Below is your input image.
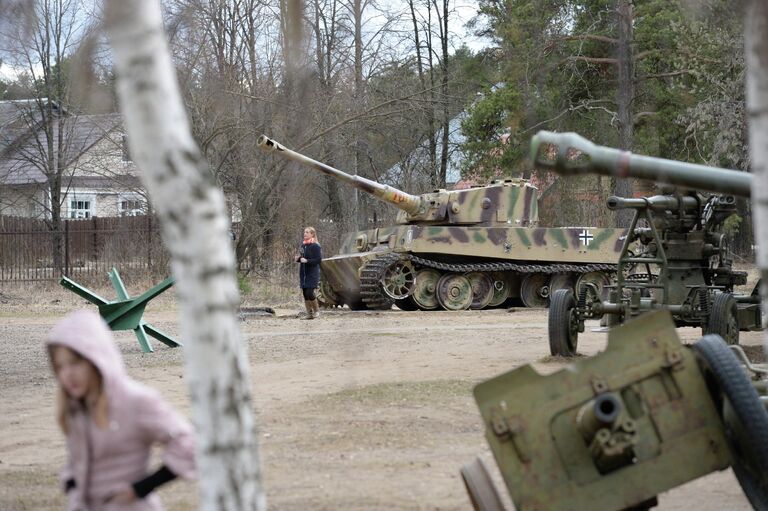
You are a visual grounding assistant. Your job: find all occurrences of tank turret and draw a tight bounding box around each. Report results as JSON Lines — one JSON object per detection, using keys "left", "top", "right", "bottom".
{"left": 259, "top": 134, "right": 627, "bottom": 311}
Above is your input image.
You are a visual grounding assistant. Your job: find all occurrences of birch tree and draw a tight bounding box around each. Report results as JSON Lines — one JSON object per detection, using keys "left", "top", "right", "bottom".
{"left": 745, "top": 0, "right": 768, "bottom": 342}
{"left": 103, "top": 0, "right": 264, "bottom": 508}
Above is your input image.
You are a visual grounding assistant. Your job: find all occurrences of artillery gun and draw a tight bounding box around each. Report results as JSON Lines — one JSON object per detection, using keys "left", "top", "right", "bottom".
{"left": 258, "top": 135, "right": 625, "bottom": 311}
{"left": 459, "top": 134, "right": 768, "bottom": 511}
{"left": 528, "top": 132, "right": 761, "bottom": 356}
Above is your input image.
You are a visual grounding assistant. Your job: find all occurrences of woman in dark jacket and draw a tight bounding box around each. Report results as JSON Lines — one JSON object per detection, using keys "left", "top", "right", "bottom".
{"left": 296, "top": 226, "right": 323, "bottom": 319}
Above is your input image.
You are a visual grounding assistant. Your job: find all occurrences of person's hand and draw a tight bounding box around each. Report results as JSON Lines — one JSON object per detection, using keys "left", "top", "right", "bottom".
{"left": 300, "top": 257, "right": 307, "bottom": 263}
{"left": 105, "top": 485, "right": 138, "bottom": 504}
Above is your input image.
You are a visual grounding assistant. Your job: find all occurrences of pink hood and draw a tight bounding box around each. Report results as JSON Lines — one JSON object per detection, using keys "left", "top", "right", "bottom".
{"left": 46, "top": 309, "right": 128, "bottom": 398}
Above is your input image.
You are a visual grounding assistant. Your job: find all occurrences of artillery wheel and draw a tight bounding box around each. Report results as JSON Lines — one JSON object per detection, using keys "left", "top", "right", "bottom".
{"left": 708, "top": 293, "right": 740, "bottom": 345}
{"left": 380, "top": 259, "right": 416, "bottom": 300}
{"left": 692, "top": 335, "right": 768, "bottom": 508}
{"left": 520, "top": 273, "right": 550, "bottom": 308}
{"left": 460, "top": 456, "right": 505, "bottom": 511}
{"left": 487, "top": 272, "right": 510, "bottom": 307}
{"left": 576, "top": 271, "right": 611, "bottom": 302}
{"left": 549, "top": 289, "right": 579, "bottom": 357}
{"left": 436, "top": 273, "right": 473, "bottom": 311}
{"left": 411, "top": 268, "right": 441, "bottom": 310}
{"left": 465, "top": 272, "right": 494, "bottom": 310}
{"left": 549, "top": 273, "right": 575, "bottom": 295}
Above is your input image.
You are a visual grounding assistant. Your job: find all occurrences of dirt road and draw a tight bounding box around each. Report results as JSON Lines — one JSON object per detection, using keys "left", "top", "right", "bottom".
{"left": 0, "top": 294, "right": 757, "bottom": 510}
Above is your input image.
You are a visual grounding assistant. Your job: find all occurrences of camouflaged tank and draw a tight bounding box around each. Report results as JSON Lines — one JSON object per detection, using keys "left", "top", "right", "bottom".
{"left": 259, "top": 135, "right": 627, "bottom": 311}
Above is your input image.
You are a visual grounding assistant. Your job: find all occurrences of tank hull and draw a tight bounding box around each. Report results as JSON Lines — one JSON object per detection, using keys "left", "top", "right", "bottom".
{"left": 319, "top": 225, "right": 627, "bottom": 310}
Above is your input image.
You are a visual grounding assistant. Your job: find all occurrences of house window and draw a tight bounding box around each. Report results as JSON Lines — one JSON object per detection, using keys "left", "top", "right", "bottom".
{"left": 118, "top": 196, "right": 144, "bottom": 216}
{"left": 70, "top": 200, "right": 92, "bottom": 219}
{"left": 122, "top": 134, "right": 131, "bottom": 162}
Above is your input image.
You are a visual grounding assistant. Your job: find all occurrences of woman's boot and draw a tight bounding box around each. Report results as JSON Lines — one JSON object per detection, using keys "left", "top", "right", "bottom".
{"left": 311, "top": 299, "right": 320, "bottom": 318}
{"left": 302, "top": 300, "right": 315, "bottom": 319}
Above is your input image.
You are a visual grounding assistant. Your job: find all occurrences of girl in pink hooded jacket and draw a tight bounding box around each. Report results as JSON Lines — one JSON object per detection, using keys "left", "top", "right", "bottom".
{"left": 47, "top": 310, "right": 196, "bottom": 510}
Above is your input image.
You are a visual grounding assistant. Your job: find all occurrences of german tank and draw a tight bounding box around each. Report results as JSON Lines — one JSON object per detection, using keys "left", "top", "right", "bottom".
{"left": 258, "top": 135, "right": 627, "bottom": 311}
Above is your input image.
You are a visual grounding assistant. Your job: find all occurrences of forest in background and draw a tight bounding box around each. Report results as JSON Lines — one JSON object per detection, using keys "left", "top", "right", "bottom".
{"left": 0, "top": 0, "right": 753, "bottom": 273}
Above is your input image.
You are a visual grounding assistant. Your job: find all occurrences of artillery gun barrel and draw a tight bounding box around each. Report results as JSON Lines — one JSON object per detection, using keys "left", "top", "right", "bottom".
{"left": 606, "top": 195, "right": 700, "bottom": 211}
{"left": 258, "top": 135, "right": 423, "bottom": 216}
{"left": 531, "top": 131, "right": 752, "bottom": 198}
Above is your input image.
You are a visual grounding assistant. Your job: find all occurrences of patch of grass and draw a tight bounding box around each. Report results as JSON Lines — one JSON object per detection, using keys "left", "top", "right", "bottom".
{"left": 237, "top": 272, "right": 254, "bottom": 295}
{"left": 316, "top": 379, "right": 473, "bottom": 405}
{"left": 538, "top": 354, "right": 585, "bottom": 363}
{"left": 269, "top": 379, "right": 481, "bottom": 452}
{"left": 238, "top": 270, "right": 300, "bottom": 308}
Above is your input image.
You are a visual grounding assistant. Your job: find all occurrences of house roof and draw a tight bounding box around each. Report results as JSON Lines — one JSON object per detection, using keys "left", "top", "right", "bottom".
{"left": 0, "top": 100, "right": 122, "bottom": 185}
{"left": 61, "top": 174, "right": 143, "bottom": 189}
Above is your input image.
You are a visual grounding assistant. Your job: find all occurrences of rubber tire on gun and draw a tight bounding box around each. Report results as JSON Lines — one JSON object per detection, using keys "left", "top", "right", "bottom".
{"left": 707, "top": 293, "right": 740, "bottom": 345}
{"left": 549, "top": 289, "right": 579, "bottom": 357}
{"left": 692, "top": 334, "right": 768, "bottom": 509}
{"left": 460, "top": 457, "right": 506, "bottom": 511}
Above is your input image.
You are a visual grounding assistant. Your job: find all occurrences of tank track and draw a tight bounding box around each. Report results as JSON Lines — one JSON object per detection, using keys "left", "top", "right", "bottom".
{"left": 359, "top": 253, "right": 400, "bottom": 309}
{"left": 406, "top": 254, "right": 617, "bottom": 275}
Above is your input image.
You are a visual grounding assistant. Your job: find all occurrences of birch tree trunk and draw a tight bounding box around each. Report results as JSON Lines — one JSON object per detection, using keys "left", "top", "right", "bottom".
{"left": 103, "top": 1, "right": 265, "bottom": 508}
{"left": 745, "top": 0, "right": 768, "bottom": 348}
{"left": 744, "top": 0, "right": 768, "bottom": 344}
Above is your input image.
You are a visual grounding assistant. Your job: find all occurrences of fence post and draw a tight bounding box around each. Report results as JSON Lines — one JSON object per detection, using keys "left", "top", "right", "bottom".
{"left": 64, "top": 219, "right": 70, "bottom": 277}
{"left": 92, "top": 217, "right": 98, "bottom": 264}
{"left": 147, "top": 215, "right": 152, "bottom": 270}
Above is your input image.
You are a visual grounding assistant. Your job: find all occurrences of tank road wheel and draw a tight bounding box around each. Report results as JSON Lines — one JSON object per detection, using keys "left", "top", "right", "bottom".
{"left": 411, "top": 269, "right": 442, "bottom": 310}
{"left": 692, "top": 335, "right": 768, "bottom": 508}
{"left": 708, "top": 293, "right": 740, "bottom": 345}
{"left": 380, "top": 259, "right": 416, "bottom": 300}
{"left": 548, "top": 289, "right": 579, "bottom": 357}
{"left": 576, "top": 271, "right": 611, "bottom": 302}
{"left": 486, "top": 272, "right": 510, "bottom": 308}
{"left": 436, "top": 273, "right": 473, "bottom": 311}
{"left": 465, "top": 272, "right": 494, "bottom": 310}
{"left": 460, "top": 457, "right": 505, "bottom": 511}
{"left": 520, "top": 273, "right": 550, "bottom": 308}
{"left": 549, "top": 273, "right": 575, "bottom": 295}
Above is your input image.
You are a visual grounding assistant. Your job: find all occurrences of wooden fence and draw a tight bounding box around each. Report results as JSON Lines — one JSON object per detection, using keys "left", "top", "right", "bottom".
{"left": 0, "top": 215, "right": 169, "bottom": 282}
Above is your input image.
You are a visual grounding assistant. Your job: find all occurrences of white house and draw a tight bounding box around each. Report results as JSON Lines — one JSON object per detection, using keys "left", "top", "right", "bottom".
{"left": 0, "top": 99, "right": 147, "bottom": 219}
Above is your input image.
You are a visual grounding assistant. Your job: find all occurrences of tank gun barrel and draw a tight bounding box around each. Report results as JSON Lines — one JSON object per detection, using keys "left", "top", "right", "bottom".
{"left": 606, "top": 195, "right": 700, "bottom": 211}
{"left": 530, "top": 131, "right": 752, "bottom": 198}
{"left": 258, "top": 135, "right": 423, "bottom": 216}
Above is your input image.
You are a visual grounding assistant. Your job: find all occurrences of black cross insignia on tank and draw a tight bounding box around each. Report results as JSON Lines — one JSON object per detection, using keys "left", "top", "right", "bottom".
{"left": 579, "top": 229, "right": 594, "bottom": 246}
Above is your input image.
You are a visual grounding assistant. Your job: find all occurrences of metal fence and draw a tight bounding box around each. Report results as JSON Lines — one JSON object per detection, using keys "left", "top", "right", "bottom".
{"left": 0, "top": 215, "right": 169, "bottom": 282}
